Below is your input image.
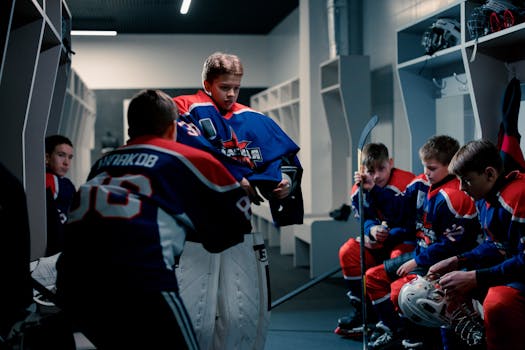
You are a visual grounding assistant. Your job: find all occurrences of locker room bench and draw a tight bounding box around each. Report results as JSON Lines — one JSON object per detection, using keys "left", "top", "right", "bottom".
{"left": 293, "top": 216, "right": 358, "bottom": 278}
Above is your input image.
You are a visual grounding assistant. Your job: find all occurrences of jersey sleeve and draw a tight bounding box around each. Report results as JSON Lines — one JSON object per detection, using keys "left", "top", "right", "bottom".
{"left": 414, "top": 188, "right": 479, "bottom": 267}
{"left": 168, "top": 146, "right": 252, "bottom": 253}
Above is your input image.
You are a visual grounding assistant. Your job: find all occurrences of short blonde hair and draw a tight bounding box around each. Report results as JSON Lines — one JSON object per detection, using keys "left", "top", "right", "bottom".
{"left": 202, "top": 52, "right": 243, "bottom": 83}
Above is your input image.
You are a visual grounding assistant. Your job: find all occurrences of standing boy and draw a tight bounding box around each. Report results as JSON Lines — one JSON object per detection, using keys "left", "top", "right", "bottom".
{"left": 364, "top": 135, "right": 480, "bottom": 349}
{"left": 335, "top": 142, "right": 417, "bottom": 337}
{"left": 173, "top": 52, "right": 303, "bottom": 350}
{"left": 429, "top": 139, "right": 525, "bottom": 350}
{"left": 56, "top": 89, "right": 252, "bottom": 349}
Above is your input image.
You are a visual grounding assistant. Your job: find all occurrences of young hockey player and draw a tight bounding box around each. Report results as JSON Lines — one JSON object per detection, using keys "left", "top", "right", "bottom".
{"left": 429, "top": 139, "right": 525, "bottom": 350}
{"left": 335, "top": 142, "right": 417, "bottom": 337}
{"left": 173, "top": 52, "right": 303, "bottom": 350}
{"left": 45, "top": 134, "right": 75, "bottom": 256}
{"left": 56, "top": 89, "right": 252, "bottom": 349}
{"left": 364, "top": 135, "right": 480, "bottom": 349}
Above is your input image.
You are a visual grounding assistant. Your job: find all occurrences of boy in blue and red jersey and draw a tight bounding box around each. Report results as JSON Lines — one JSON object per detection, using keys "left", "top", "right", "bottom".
{"left": 45, "top": 134, "right": 76, "bottom": 256}
{"left": 56, "top": 89, "right": 252, "bottom": 349}
{"left": 430, "top": 139, "right": 525, "bottom": 350}
{"left": 174, "top": 52, "right": 302, "bottom": 226}
{"left": 173, "top": 52, "right": 302, "bottom": 350}
{"left": 364, "top": 135, "right": 480, "bottom": 350}
{"left": 335, "top": 143, "right": 417, "bottom": 337}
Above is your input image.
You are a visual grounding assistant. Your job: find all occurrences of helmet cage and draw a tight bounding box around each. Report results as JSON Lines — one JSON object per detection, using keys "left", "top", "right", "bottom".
{"left": 398, "top": 275, "right": 450, "bottom": 327}
{"left": 421, "top": 18, "right": 461, "bottom": 55}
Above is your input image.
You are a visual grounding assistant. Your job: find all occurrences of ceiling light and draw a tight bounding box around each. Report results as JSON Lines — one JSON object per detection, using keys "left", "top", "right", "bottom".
{"left": 180, "top": 0, "right": 192, "bottom": 14}
{"left": 71, "top": 30, "right": 118, "bottom": 36}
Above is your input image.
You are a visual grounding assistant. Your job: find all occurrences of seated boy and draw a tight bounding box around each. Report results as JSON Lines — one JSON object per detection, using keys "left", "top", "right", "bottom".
{"left": 429, "top": 139, "right": 525, "bottom": 350}
{"left": 336, "top": 143, "right": 417, "bottom": 337}
{"left": 364, "top": 135, "right": 480, "bottom": 350}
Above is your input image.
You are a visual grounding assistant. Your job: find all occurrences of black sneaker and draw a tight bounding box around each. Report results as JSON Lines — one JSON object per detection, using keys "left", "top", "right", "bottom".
{"left": 335, "top": 291, "right": 363, "bottom": 336}
{"left": 368, "top": 322, "right": 402, "bottom": 350}
{"left": 337, "top": 312, "right": 361, "bottom": 329}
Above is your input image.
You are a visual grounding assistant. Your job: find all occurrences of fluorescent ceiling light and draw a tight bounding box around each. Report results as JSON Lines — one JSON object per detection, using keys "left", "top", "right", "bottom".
{"left": 71, "top": 30, "right": 118, "bottom": 36}
{"left": 180, "top": 0, "right": 192, "bottom": 14}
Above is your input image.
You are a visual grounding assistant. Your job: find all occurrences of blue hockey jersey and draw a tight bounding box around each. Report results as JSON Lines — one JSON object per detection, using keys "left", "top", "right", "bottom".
{"left": 174, "top": 90, "right": 303, "bottom": 226}
{"left": 350, "top": 167, "right": 416, "bottom": 245}
{"left": 57, "top": 136, "right": 252, "bottom": 293}
{"left": 459, "top": 171, "right": 525, "bottom": 287}
{"left": 413, "top": 175, "right": 479, "bottom": 267}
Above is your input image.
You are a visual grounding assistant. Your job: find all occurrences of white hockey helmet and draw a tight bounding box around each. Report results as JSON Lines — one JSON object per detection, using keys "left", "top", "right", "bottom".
{"left": 398, "top": 275, "right": 450, "bottom": 328}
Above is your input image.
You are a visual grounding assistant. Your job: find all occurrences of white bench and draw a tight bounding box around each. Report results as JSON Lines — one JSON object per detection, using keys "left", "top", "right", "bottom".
{"left": 293, "top": 216, "right": 359, "bottom": 278}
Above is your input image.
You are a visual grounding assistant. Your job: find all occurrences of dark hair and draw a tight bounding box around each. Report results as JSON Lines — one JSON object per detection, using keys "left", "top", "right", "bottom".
{"left": 202, "top": 52, "right": 243, "bottom": 83}
{"left": 419, "top": 135, "right": 459, "bottom": 166}
{"left": 127, "top": 89, "right": 178, "bottom": 139}
{"left": 45, "top": 135, "right": 73, "bottom": 154}
{"left": 361, "top": 143, "right": 389, "bottom": 169}
{"left": 448, "top": 139, "right": 503, "bottom": 177}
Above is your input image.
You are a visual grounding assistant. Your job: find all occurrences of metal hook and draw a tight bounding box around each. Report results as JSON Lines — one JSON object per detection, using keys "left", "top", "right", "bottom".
{"left": 453, "top": 72, "right": 468, "bottom": 91}
{"left": 432, "top": 77, "right": 446, "bottom": 90}
{"left": 453, "top": 72, "right": 467, "bottom": 85}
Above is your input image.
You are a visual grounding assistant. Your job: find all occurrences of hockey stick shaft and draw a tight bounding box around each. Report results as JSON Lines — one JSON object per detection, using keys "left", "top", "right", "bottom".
{"left": 356, "top": 115, "right": 378, "bottom": 350}
{"left": 270, "top": 265, "right": 341, "bottom": 309}
{"left": 358, "top": 178, "right": 369, "bottom": 350}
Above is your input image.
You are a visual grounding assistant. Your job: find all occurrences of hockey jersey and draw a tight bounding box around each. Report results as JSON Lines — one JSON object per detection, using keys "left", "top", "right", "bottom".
{"left": 56, "top": 136, "right": 252, "bottom": 293}
{"left": 174, "top": 90, "right": 303, "bottom": 226}
{"left": 413, "top": 175, "right": 479, "bottom": 267}
{"left": 45, "top": 170, "right": 75, "bottom": 224}
{"left": 459, "top": 171, "right": 525, "bottom": 287}
{"left": 350, "top": 167, "right": 416, "bottom": 245}
{"left": 497, "top": 77, "right": 525, "bottom": 173}
{"left": 45, "top": 170, "right": 75, "bottom": 256}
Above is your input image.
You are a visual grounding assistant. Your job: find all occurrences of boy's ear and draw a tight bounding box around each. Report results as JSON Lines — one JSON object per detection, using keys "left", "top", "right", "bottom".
{"left": 203, "top": 80, "right": 212, "bottom": 95}
{"left": 485, "top": 166, "right": 498, "bottom": 182}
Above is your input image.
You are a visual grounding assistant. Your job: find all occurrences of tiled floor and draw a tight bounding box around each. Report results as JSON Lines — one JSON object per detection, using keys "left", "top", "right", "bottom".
{"left": 264, "top": 244, "right": 363, "bottom": 350}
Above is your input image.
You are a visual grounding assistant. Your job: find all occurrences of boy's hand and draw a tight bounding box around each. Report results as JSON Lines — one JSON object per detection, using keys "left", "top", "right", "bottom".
{"left": 397, "top": 258, "right": 417, "bottom": 277}
{"left": 240, "top": 178, "right": 264, "bottom": 205}
{"left": 354, "top": 171, "right": 374, "bottom": 191}
{"left": 356, "top": 235, "right": 381, "bottom": 249}
{"left": 438, "top": 270, "right": 477, "bottom": 300}
{"left": 370, "top": 225, "right": 389, "bottom": 242}
{"left": 428, "top": 256, "right": 459, "bottom": 275}
{"left": 272, "top": 179, "right": 291, "bottom": 199}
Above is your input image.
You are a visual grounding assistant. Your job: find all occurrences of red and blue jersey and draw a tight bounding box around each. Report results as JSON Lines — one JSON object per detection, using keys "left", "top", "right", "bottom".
{"left": 460, "top": 171, "right": 525, "bottom": 288}
{"left": 350, "top": 168, "right": 416, "bottom": 244}
{"left": 57, "top": 136, "right": 252, "bottom": 293}
{"left": 174, "top": 91, "right": 303, "bottom": 226}
{"left": 175, "top": 91, "right": 300, "bottom": 180}
{"left": 413, "top": 175, "right": 479, "bottom": 267}
{"left": 45, "top": 170, "right": 75, "bottom": 224}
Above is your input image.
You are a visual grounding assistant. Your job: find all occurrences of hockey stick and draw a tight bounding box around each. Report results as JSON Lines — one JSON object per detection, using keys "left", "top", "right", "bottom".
{"left": 357, "top": 115, "right": 379, "bottom": 350}
{"left": 270, "top": 265, "right": 341, "bottom": 310}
